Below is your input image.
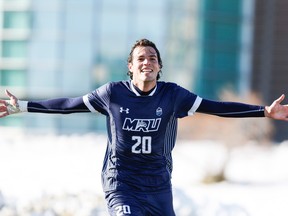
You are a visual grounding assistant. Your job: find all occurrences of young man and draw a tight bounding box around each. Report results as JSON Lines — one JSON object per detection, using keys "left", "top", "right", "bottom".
{"left": 1, "top": 39, "right": 288, "bottom": 216}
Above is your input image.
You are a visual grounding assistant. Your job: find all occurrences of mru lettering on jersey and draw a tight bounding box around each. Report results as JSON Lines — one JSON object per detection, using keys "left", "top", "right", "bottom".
{"left": 122, "top": 107, "right": 163, "bottom": 132}
{"left": 122, "top": 118, "right": 161, "bottom": 132}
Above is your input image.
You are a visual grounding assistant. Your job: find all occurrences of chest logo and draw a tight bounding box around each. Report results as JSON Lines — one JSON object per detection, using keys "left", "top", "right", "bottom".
{"left": 120, "top": 107, "right": 129, "bottom": 114}
{"left": 156, "top": 107, "right": 163, "bottom": 116}
{"left": 122, "top": 118, "right": 161, "bottom": 132}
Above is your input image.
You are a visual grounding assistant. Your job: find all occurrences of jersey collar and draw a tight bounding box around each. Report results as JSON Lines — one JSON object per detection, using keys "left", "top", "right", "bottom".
{"left": 129, "top": 81, "right": 157, "bottom": 96}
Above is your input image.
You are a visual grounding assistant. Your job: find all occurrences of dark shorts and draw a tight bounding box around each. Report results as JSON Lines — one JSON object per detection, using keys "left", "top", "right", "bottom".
{"left": 105, "top": 190, "right": 176, "bottom": 216}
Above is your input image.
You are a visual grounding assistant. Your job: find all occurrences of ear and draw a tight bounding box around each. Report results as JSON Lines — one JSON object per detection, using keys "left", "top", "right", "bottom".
{"left": 128, "top": 62, "right": 133, "bottom": 71}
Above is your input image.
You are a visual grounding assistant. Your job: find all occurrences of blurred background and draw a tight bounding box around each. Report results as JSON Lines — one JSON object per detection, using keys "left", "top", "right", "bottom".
{"left": 0, "top": 0, "right": 287, "bottom": 141}
{"left": 1, "top": 0, "right": 288, "bottom": 215}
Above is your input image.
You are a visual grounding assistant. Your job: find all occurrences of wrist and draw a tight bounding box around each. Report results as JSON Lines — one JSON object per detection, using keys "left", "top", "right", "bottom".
{"left": 264, "top": 106, "right": 270, "bottom": 118}
{"left": 5, "top": 100, "right": 28, "bottom": 114}
{"left": 18, "top": 100, "right": 28, "bottom": 112}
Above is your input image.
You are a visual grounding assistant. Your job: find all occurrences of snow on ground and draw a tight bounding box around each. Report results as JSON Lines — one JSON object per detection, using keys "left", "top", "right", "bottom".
{"left": 1, "top": 127, "right": 288, "bottom": 215}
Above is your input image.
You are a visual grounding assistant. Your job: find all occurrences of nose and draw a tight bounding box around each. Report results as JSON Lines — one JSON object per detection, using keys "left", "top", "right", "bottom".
{"left": 143, "top": 58, "right": 150, "bottom": 65}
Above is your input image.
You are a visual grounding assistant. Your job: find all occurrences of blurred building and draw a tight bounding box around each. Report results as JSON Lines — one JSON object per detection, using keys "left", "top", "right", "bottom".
{"left": 0, "top": 0, "right": 170, "bottom": 133}
{"left": 165, "top": 0, "right": 253, "bottom": 99}
{"left": 0, "top": 0, "right": 287, "bottom": 141}
{"left": 251, "top": 0, "right": 288, "bottom": 141}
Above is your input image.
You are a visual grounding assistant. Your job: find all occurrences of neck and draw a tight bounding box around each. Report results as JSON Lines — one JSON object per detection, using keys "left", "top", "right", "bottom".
{"left": 132, "top": 80, "right": 156, "bottom": 92}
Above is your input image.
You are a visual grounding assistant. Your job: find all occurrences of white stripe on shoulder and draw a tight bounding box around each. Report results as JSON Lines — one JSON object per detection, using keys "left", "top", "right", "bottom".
{"left": 129, "top": 81, "right": 141, "bottom": 96}
{"left": 188, "top": 96, "right": 202, "bottom": 116}
{"left": 83, "top": 94, "right": 97, "bottom": 113}
{"left": 148, "top": 85, "right": 157, "bottom": 96}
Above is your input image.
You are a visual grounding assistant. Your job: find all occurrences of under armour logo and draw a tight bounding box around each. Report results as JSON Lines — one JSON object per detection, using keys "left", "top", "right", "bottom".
{"left": 120, "top": 107, "right": 129, "bottom": 114}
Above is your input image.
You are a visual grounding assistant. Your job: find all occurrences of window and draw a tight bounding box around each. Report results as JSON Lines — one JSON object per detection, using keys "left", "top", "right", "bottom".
{"left": 0, "top": 70, "right": 26, "bottom": 86}
{"left": 3, "top": 11, "right": 31, "bottom": 29}
{"left": 2, "top": 40, "right": 28, "bottom": 58}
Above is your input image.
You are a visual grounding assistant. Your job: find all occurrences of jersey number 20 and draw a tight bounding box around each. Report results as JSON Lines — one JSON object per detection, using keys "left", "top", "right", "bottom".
{"left": 131, "top": 136, "right": 152, "bottom": 154}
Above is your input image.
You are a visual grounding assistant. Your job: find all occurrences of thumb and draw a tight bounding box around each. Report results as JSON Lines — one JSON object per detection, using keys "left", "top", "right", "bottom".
{"left": 5, "top": 89, "right": 18, "bottom": 105}
{"left": 275, "top": 94, "right": 285, "bottom": 104}
{"left": 5, "top": 89, "right": 14, "bottom": 98}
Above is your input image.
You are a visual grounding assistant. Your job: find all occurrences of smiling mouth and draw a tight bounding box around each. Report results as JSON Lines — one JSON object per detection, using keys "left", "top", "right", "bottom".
{"left": 141, "top": 69, "right": 153, "bottom": 73}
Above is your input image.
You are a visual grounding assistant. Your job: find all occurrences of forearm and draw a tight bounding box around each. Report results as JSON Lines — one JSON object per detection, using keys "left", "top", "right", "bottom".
{"left": 197, "top": 98, "right": 265, "bottom": 118}
{"left": 24, "top": 97, "right": 90, "bottom": 114}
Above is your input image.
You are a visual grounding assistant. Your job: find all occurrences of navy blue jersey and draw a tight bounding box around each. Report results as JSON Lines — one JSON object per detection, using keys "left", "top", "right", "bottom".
{"left": 83, "top": 81, "right": 200, "bottom": 192}
{"left": 26, "top": 80, "right": 265, "bottom": 194}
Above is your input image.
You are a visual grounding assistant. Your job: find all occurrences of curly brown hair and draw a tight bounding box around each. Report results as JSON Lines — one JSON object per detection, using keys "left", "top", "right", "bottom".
{"left": 127, "top": 38, "right": 163, "bottom": 80}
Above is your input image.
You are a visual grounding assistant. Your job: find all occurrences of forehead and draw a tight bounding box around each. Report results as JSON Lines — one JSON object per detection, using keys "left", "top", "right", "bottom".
{"left": 133, "top": 46, "right": 157, "bottom": 57}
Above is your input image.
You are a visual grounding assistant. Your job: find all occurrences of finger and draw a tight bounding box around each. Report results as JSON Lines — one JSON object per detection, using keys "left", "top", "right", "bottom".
{"left": 5, "top": 89, "right": 18, "bottom": 106}
{"left": 0, "top": 111, "right": 8, "bottom": 118}
{"left": 275, "top": 94, "right": 285, "bottom": 104}
{"left": 0, "top": 100, "right": 8, "bottom": 111}
{"left": 0, "top": 105, "right": 7, "bottom": 111}
{"left": 5, "top": 89, "right": 14, "bottom": 99}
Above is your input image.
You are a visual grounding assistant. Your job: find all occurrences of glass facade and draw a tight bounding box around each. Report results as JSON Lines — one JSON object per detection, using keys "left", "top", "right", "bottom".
{"left": 196, "top": 0, "right": 242, "bottom": 99}
{"left": 0, "top": 12, "right": 30, "bottom": 86}
{"left": 0, "top": 0, "right": 253, "bottom": 133}
{"left": 164, "top": 0, "right": 201, "bottom": 90}
{"left": 0, "top": 0, "right": 31, "bottom": 127}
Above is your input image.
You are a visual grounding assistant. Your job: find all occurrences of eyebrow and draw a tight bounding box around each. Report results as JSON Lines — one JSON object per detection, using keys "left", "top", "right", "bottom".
{"left": 136, "top": 51, "right": 157, "bottom": 57}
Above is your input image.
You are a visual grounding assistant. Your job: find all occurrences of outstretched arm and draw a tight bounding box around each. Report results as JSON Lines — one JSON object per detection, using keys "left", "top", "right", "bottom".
{"left": 196, "top": 94, "right": 288, "bottom": 121}
{"left": 264, "top": 94, "right": 288, "bottom": 121}
{"left": 196, "top": 98, "right": 265, "bottom": 118}
{"left": 0, "top": 89, "right": 90, "bottom": 118}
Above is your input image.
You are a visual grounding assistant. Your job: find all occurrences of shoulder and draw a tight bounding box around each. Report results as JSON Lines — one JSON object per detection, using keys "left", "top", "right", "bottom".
{"left": 157, "top": 81, "right": 198, "bottom": 100}
{"left": 157, "top": 81, "right": 177, "bottom": 88}
{"left": 157, "top": 81, "right": 188, "bottom": 92}
{"left": 106, "top": 80, "right": 130, "bottom": 88}
{"left": 96, "top": 81, "right": 128, "bottom": 92}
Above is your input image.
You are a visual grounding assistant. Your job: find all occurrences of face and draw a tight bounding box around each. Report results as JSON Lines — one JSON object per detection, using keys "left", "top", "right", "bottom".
{"left": 128, "top": 46, "right": 160, "bottom": 87}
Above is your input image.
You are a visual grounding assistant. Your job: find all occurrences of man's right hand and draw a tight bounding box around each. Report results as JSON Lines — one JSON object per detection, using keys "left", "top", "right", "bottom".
{"left": 0, "top": 90, "right": 20, "bottom": 118}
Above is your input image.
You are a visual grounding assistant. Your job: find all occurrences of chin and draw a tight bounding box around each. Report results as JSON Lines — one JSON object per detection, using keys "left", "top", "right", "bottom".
{"left": 142, "top": 78, "right": 155, "bottom": 82}
{"left": 142, "top": 75, "right": 157, "bottom": 81}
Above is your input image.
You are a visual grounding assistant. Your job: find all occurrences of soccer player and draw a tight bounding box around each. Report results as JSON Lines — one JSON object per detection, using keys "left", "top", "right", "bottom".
{"left": 1, "top": 38, "right": 288, "bottom": 216}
